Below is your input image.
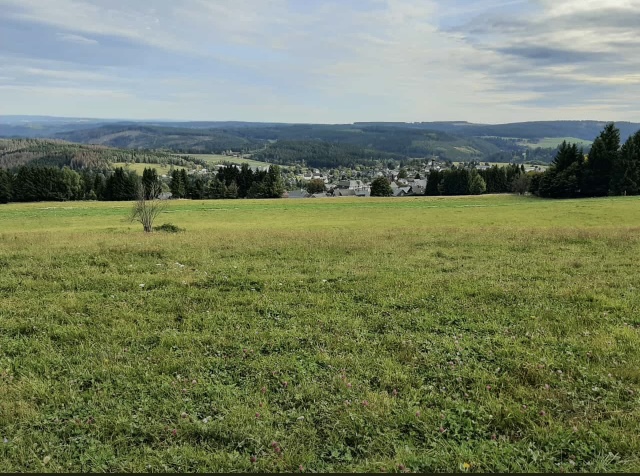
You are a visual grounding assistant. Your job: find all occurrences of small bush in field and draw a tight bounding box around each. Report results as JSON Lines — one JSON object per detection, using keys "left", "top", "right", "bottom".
{"left": 155, "top": 223, "right": 185, "bottom": 233}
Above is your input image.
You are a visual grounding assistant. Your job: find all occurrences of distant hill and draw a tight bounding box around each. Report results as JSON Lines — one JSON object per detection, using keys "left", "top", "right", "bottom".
{"left": 356, "top": 121, "right": 640, "bottom": 141}
{"left": 0, "top": 139, "right": 203, "bottom": 170}
{"left": 3, "top": 116, "right": 640, "bottom": 165}
{"left": 56, "top": 124, "right": 261, "bottom": 154}
{"left": 52, "top": 123, "right": 503, "bottom": 162}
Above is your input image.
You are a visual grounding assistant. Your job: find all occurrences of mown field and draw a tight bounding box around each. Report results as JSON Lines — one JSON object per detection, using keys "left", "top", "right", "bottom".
{"left": 181, "top": 154, "right": 271, "bottom": 168}
{"left": 518, "top": 137, "right": 593, "bottom": 149}
{"left": 0, "top": 196, "right": 639, "bottom": 472}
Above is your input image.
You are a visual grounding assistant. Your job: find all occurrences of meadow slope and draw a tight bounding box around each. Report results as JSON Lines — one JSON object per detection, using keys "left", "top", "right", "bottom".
{"left": 0, "top": 196, "right": 639, "bottom": 472}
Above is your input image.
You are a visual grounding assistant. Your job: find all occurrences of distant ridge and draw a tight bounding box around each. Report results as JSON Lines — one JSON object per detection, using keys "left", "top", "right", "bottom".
{"left": 2, "top": 116, "right": 639, "bottom": 165}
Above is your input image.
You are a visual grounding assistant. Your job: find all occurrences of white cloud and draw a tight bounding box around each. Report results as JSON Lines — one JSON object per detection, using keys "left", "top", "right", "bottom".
{"left": 0, "top": 0, "right": 638, "bottom": 122}
{"left": 56, "top": 33, "right": 98, "bottom": 45}
{"left": 0, "top": 84, "right": 131, "bottom": 98}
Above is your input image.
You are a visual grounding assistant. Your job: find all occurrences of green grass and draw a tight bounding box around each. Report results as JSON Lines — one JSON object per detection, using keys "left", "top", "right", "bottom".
{"left": 518, "top": 137, "right": 593, "bottom": 149}
{"left": 1, "top": 195, "right": 639, "bottom": 472}
{"left": 112, "top": 162, "right": 189, "bottom": 175}
{"left": 181, "top": 154, "right": 271, "bottom": 168}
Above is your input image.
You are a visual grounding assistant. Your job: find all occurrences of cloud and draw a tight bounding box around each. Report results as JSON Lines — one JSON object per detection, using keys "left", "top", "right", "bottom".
{"left": 0, "top": 84, "right": 131, "bottom": 99}
{"left": 444, "top": 0, "right": 640, "bottom": 114}
{"left": 56, "top": 33, "right": 98, "bottom": 45}
{"left": 0, "top": 0, "right": 638, "bottom": 122}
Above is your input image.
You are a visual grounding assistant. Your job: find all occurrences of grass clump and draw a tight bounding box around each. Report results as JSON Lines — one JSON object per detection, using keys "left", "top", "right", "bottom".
{"left": 155, "top": 223, "right": 185, "bottom": 233}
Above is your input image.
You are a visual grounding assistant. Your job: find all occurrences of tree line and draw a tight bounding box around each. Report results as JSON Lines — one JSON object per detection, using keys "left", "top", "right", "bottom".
{"left": 166, "top": 164, "right": 285, "bottom": 199}
{"left": 531, "top": 123, "right": 640, "bottom": 198}
{"left": 423, "top": 164, "right": 526, "bottom": 196}
{"left": 0, "top": 164, "right": 285, "bottom": 203}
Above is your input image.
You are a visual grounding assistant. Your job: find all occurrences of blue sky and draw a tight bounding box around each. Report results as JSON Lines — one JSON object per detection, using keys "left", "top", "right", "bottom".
{"left": 0, "top": 0, "right": 638, "bottom": 123}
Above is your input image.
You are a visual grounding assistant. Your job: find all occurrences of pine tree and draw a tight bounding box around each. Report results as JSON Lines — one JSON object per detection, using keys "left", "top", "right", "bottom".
{"left": 610, "top": 131, "right": 640, "bottom": 196}
{"left": 142, "top": 168, "right": 160, "bottom": 199}
{"left": 583, "top": 123, "right": 620, "bottom": 196}
{"left": 207, "top": 177, "right": 227, "bottom": 199}
{"left": 225, "top": 181, "right": 239, "bottom": 198}
{"left": 237, "top": 163, "right": 254, "bottom": 198}
{"left": 425, "top": 170, "right": 442, "bottom": 196}
{"left": 179, "top": 169, "right": 189, "bottom": 196}
{"left": 264, "top": 165, "right": 285, "bottom": 198}
{"left": 93, "top": 174, "right": 106, "bottom": 200}
{"left": 442, "top": 169, "right": 470, "bottom": 195}
{"left": 0, "top": 169, "right": 12, "bottom": 203}
{"left": 170, "top": 170, "right": 185, "bottom": 198}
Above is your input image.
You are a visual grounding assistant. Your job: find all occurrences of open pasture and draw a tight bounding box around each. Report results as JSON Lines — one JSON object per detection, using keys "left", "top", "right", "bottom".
{"left": 181, "top": 154, "right": 271, "bottom": 168}
{"left": 518, "top": 137, "right": 593, "bottom": 150}
{"left": 0, "top": 195, "right": 639, "bottom": 472}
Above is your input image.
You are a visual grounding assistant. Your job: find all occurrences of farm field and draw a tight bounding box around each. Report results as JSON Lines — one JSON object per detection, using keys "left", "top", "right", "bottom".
{"left": 518, "top": 137, "right": 593, "bottom": 149}
{"left": 0, "top": 195, "right": 639, "bottom": 472}
{"left": 181, "top": 154, "right": 271, "bottom": 168}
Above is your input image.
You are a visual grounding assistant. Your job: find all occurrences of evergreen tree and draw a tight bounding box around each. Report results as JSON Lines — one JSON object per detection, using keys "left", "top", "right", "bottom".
{"left": 12, "top": 167, "right": 39, "bottom": 202}
{"left": 225, "top": 181, "right": 239, "bottom": 198}
{"left": 237, "top": 163, "right": 254, "bottom": 198}
{"left": 425, "top": 170, "right": 442, "bottom": 196}
{"left": 247, "top": 180, "right": 266, "bottom": 199}
{"left": 142, "top": 168, "right": 160, "bottom": 199}
{"left": 104, "top": 168, "right": 138, "bottom": 201}
{"left": 537, "top": 141, "right": 585, "bottom": 198}
{"left": 207, "top": 177, "right": 227, "bottom": 199}
{"left": 189, "top": 176, "right": 207, "bottom": 199}
{"left": 479, "top": 166, "right": 508, "bottom": 193}
{"left": 583, "top": 123, "right": 620, "bottom": 196}
{"left": 218, "top": 164, "right": 240, "bottom": 187}
{"left": 93, "top": 173, "right": 106, "bottom": 200}
{"left": 552, "top": 141, "right": 582, "bottom": 172}
{"left": 170, "top": 169, "right": 186, "bottom": 198}
{"left": 264, "top": 165, "right": 285, "bottom": 198}
{"left": 179, "top": 169, "right": 189, "bottom": 195}
{"left": 610, "top": 131, "right": 640, "bottom": 196}
{"left": 0, "top": 168, "right": 12, "bottom": 203}
{"left": 441, "top": 168, "right": 470, "bottom": 195}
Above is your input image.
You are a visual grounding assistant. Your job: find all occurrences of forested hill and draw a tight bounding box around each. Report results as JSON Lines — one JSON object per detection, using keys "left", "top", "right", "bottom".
{"left": 52, "top": 123, "right": 504, "bottom": 163}
{"left": 357, "top": 121, "right": 640, "bottom": 141}
{"left": 56, "top": 125, "right": 261, "bottom": 154}
{"left": 0, "top": 139, "right": 202, "bottom": 170}
{"left": 4, "top": 116, "right": 640, "bottom": 166}
{"left": 251, "top": 141, "right": 402, "bottom": 168}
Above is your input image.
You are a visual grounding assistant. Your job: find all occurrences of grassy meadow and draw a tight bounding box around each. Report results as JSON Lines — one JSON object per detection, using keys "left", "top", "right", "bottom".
{"left": 182, "top": 154, "right": 272, "bottom": 168}
{"left": 0, "top": 195, "right": 639, "bottom": 472}
{"left": 518, "top": 137, "right": 593, "bottom": 149}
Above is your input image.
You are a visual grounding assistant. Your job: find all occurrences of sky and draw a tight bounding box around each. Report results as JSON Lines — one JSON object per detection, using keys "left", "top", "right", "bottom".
{"left": 0, "top": 0, "right": 639, "bottom": 123}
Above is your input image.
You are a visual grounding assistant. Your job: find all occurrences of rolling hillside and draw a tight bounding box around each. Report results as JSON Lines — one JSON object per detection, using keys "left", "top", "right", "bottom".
{"left": 0, "top": 139, "right": 204, "bottom": 171}
{"left": 56, "top": 125, "right": 261, "bottom": 154}
{"left": 4, "top": 116, "right": 640, "bottom": 166}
